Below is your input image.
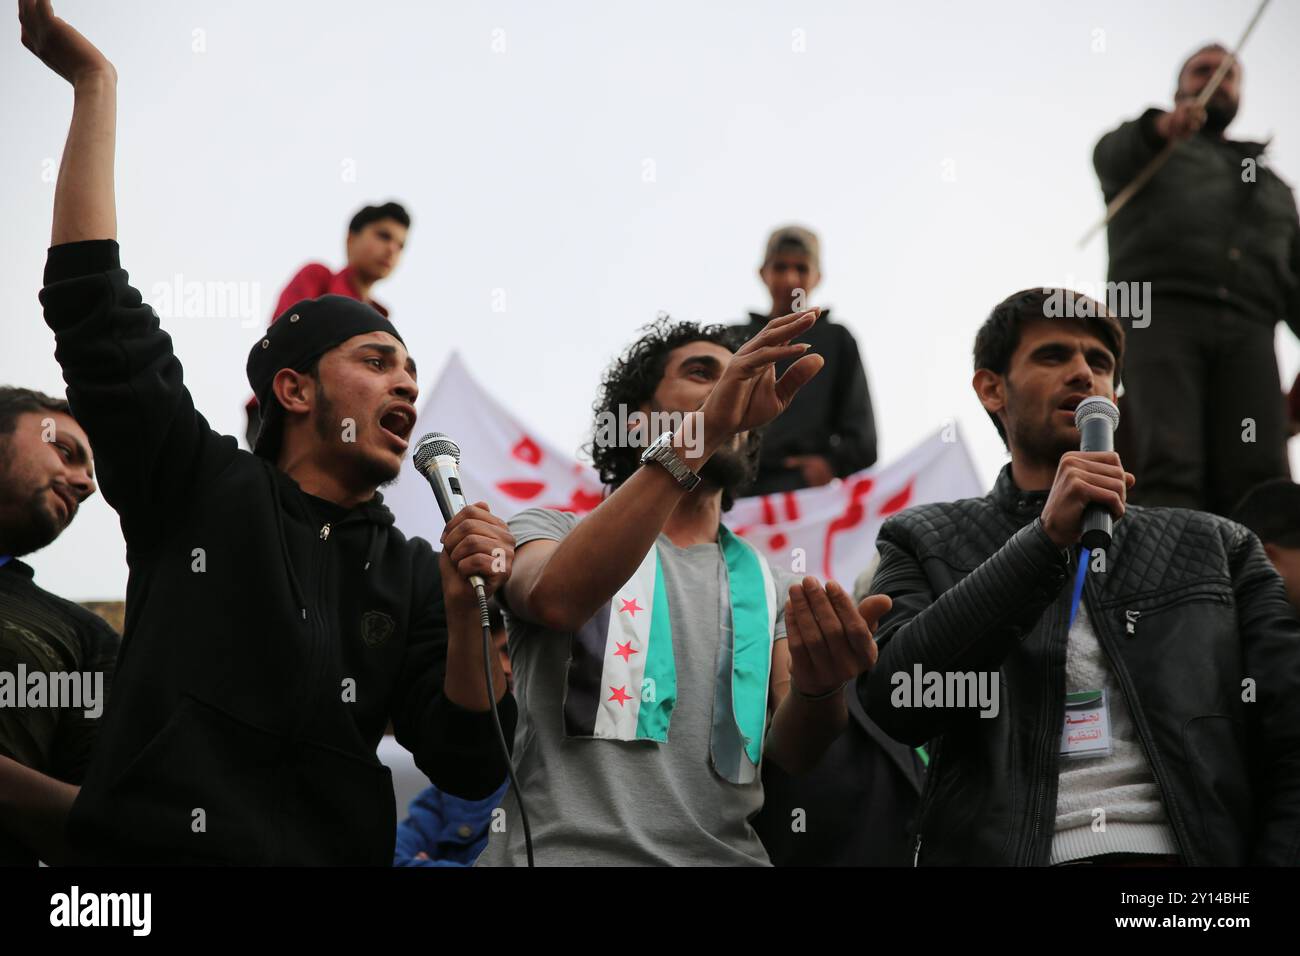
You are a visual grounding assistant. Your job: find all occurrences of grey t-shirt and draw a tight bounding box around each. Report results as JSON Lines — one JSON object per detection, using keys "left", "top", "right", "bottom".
{"left": 477, "top": 508, "right": 791, "bottom": 867}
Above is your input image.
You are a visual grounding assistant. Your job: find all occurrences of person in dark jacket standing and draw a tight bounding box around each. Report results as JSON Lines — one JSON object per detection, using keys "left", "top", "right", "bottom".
{"left": 750, "top": 683, "right": 924, "bottom": 866}
{"left": 735, "top": 226, "right": 877, "bottom": 496}
{"left": 861, "top": 288, "right": 1300, "bottom": 866}
{"left": 0, "top": 387, "right": 118, "bottom": 866}
{"left": 20, "top": 0, "right": 516, "bottom": 865}
{"left": 1231, "top": 479, "right": 1300, "bottom": 615}
{"left": 1093, "top": 44, "right": 1299, "bottom": 515}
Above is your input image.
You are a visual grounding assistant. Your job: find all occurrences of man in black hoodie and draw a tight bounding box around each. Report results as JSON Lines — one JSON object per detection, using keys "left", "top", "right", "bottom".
{"left": 20, "top": 0, "right": 517, "bottom": 865}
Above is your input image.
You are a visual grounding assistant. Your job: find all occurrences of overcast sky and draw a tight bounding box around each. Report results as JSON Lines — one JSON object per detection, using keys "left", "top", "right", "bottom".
{"left": 4, "top": 0, "right": 1298, "bottom": 601}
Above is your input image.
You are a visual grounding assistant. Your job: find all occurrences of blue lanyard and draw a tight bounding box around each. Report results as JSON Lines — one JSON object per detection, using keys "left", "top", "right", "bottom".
{"left": 0, "top": 556, "right": 11, "bottom": 569}
{"left": 1068, "top": 546, "right": 1089, "bottom": 630}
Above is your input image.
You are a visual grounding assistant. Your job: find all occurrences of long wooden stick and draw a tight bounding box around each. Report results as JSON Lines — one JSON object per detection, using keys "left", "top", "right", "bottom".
{"left": 1078, "top": 0, "right": 1272, "bottom": 249}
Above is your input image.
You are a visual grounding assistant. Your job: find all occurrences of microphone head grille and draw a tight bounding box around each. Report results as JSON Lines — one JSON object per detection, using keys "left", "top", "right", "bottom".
{"left": 1073, "top": 395, "right": 1120, "bottom": 431}
{"left": 412, "top": 432, "right": 461, "bottom": 471}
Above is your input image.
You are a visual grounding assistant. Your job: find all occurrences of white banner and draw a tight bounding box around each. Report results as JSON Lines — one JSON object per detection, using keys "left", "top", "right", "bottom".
{"left": 384, "top": 353, "right": 604, "bottom": 544}
{"left": 727, "top": 425, "right": 983, "bottom": 586}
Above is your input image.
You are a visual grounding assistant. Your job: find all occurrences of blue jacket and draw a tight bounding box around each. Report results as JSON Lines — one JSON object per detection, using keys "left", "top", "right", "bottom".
{"left": 394, "top": 781, "right": 507, "bottom": 866}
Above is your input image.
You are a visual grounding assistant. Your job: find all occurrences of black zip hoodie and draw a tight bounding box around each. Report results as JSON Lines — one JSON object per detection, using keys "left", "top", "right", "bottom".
{"left": 39, "top": 240, "right": 516, "bottom": 864}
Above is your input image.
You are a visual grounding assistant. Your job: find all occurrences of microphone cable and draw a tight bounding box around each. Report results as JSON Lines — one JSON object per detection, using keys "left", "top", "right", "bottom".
{"left": 474, "top": 582, "right": 535, "bottom": 867}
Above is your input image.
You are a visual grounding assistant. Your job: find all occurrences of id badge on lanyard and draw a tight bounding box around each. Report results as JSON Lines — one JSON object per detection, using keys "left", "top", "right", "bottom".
{"left": 1060, "top": 689, "right": 1113, "bottom": 759}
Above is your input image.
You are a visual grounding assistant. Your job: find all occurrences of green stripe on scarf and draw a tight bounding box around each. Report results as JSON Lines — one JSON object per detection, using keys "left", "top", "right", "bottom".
{"left": 720, "top": 528, "right": 772, "bottom": 767}
{"left": 634, "top": 549, "right": 676, "bottom": 741}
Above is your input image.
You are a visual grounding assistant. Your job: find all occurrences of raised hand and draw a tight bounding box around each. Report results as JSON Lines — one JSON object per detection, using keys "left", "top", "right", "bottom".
{"left": 1154, "top": 100, "right": 1206, "bottom": 142}
{"left": 1040, "top": 451, "right": 1135, "bottom": 549}
{"left": 19, "top": 0, "right": 115, "bottom": 86}
{"left": 699, "top": 309, "right": 823, "bottom": 448}
{"left": 785, "top": 578, "right": 890, "bottom": 698}
{"left": 439, "top": 501, "right": 515, "bottom": 605}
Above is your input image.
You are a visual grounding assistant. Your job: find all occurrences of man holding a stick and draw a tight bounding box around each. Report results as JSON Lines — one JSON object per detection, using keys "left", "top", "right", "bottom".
{"left": 1093, "top": 43, "right": 1300, "bottom": 516}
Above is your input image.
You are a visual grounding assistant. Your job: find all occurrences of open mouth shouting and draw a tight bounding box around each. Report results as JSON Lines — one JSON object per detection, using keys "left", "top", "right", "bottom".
{"left": 378, "top": 402, "right": 417, "bottom": 452}
{"left": 1055, "top": 393, "right": 1088, "bottom": 423}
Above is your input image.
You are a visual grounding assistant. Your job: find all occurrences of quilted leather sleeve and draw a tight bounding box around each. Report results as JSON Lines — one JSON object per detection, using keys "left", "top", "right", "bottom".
{"left": 860, "top": 513, "right": 1069, "bottom": 745}
{"left": 1229, "top": 523, "right": 1300, "bottom": 865}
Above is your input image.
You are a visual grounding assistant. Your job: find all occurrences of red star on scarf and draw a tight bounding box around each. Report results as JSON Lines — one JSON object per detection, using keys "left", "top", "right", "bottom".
{"left": 613, "top": 640, "right": 637, "bottom": 662}
{"left": 619, "top": 598, "right": 644, "bottom": 617}
{"left": 609, "top": 685, "right": 633, "bottom": 706}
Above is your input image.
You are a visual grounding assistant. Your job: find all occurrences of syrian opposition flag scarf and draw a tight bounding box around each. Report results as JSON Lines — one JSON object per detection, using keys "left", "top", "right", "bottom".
{"left": 562, "top": 526, "right": 778, "bottom": 784}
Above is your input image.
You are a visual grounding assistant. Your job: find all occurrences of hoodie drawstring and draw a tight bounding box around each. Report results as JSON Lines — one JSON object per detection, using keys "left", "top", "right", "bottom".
{"left": 262, "top": 464, "right": 309, "bottom": 621}
{"left": 363, "top": 523, "right": 381, "bottom": 572}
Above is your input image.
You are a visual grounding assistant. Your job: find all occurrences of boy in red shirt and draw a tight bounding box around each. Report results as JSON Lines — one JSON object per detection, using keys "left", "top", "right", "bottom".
{"left": 245, "top": 202, "right": 411, "bottom": 447}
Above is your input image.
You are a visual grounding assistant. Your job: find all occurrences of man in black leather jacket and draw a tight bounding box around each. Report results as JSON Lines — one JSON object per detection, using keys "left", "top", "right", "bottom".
{"left": 860, "top": 288, "right": 1300, "bottom": 866}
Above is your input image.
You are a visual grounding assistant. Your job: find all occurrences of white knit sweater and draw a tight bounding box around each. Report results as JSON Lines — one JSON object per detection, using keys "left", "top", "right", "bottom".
{"left": 1050, "top": 602, "right": 1180, "bottom": 864}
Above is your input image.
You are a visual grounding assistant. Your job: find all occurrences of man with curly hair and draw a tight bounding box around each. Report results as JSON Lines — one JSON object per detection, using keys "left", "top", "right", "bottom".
{"left": 478, "top": 312, "right": 894, "bottom": 866}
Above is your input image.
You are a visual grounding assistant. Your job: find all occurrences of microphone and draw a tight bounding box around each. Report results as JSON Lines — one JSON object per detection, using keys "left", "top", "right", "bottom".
{"left": 412, "top": 430, "right": 536, "bottom": 865}
{"left": 1073, "top": 396, "right": 1121, "bottom": 552}
{"left": 412, "top": 431, "right": 485, "bottom": 590}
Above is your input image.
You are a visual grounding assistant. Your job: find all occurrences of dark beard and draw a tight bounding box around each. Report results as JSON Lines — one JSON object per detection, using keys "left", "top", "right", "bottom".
{"left": 1005, "top": 386, "right": 1077, "bottom": 485}
{"left": 312, "top": 385, "right": 401, "bottom": 488}
{"left": 698, "top": 435, "right": 760, "bottom": 509}
{"left": 312, "top": 381, "right": 340, "bottom": 445}
{"left": 1203, "top": 97, "right": 1238, "bottom": 134}
{"left": 1009, "top": 420, "right": 1076, "bottom": 479}
{"left": 0, "top": 485, "right": 62, "bottom": 557}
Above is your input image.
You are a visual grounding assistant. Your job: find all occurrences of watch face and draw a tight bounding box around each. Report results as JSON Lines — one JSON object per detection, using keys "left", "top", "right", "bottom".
{"left": 642, "top": 429, "right": 672, "bottom": 460}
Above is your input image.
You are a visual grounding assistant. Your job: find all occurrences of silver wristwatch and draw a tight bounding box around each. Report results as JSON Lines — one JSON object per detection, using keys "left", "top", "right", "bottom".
{"left": 640, "top": 430, "right": 701, "bottom": 491}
